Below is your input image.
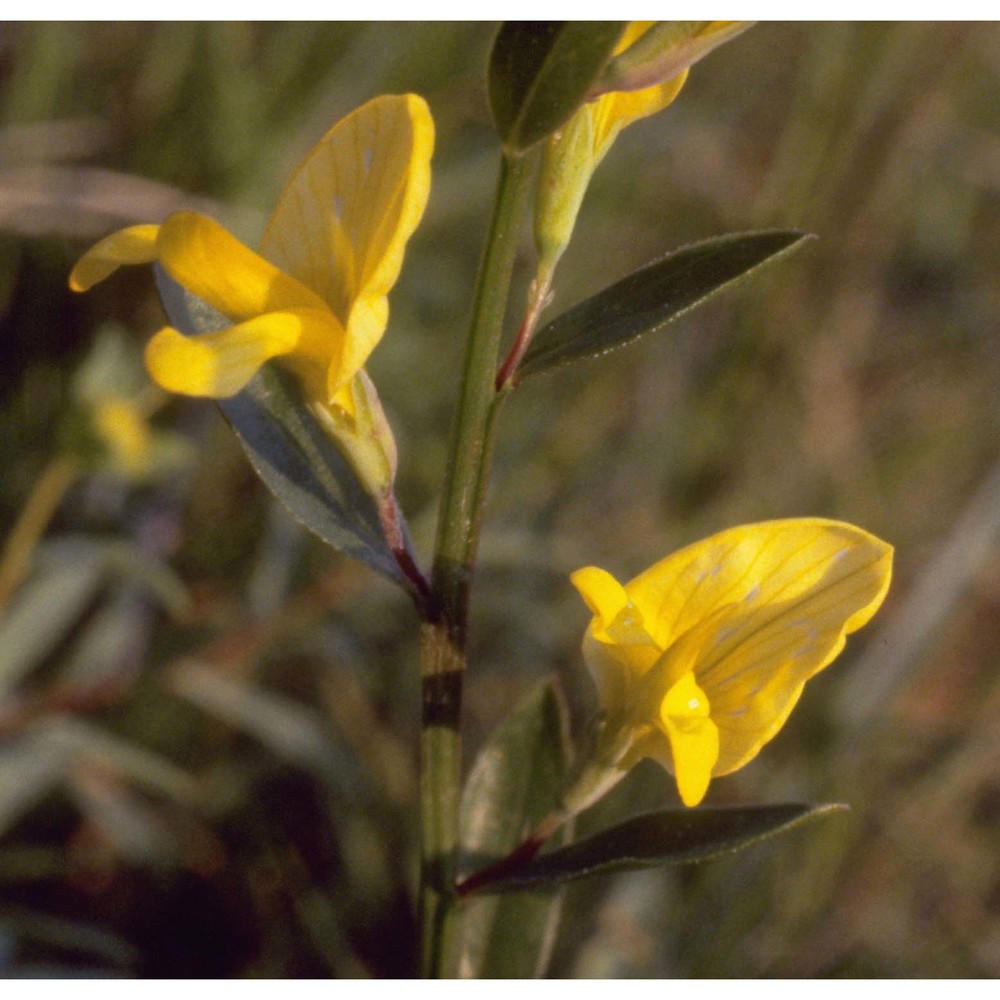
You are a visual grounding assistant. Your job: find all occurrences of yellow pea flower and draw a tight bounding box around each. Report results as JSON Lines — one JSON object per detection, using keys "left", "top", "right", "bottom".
{"left": 91, "top": 397, "right": 154, "bottom": 478}
{"left": 567, "top": 519, "right": 893, "bottom": 809}
{"left": 499, "top": 23, "right": 749, "bottom": 389}
{"left": 534, "top": 21, "right": 688, "bottom": 282}
{"left": 69, "top": 94, "right": 434, "bottom": 497}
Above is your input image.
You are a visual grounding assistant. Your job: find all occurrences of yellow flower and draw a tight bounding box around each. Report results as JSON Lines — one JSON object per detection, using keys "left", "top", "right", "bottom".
{"left": 569, "top": 519, "right": 893, "bottom": 808}
{"left": 69, "top": 94, "right": 434, "bottom": 495}
{"left": 534, "top": 22, "right": 687, "bottom": 279}
{"left": 533, "top": 22, "right": 752, "bottom": 291}
{"left": 91, "top": 398, "right": 154, "bottom": 478}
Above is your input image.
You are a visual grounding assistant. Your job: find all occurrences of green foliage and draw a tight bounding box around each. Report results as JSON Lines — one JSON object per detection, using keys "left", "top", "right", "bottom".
{"left": 2, "top": 21, "right": 1000, "bottom": 978}
{"left": 469, "top": 803, "right": 847, "bottom": 892}
{"left": 488, "top": 22, "right": 625, "bottom": 154}
{"left": 518, "top": 230, "right": 812, "bottom": 380}
{"left": 452, "top": 679, "right": 571, "bottom": 977}
{"left": 155, "top": 267, "right": 412, "bottom": 588}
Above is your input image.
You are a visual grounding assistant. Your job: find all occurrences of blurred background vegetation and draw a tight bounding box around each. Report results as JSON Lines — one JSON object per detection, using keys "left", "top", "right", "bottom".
{"left": 1, "top": 21, "right": 1000, "bottom": 976}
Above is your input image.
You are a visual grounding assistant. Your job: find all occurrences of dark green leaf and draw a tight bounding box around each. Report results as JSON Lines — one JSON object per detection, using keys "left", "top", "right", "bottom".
{"left": 450, "top": 678, "right": 572, "bottom": 977}
{"left": 474, "top": 802, "right": 847, "bottom": 893}
{"left": 518, "top": 230, "right": 814, "bottom": 380}
{"left": 154, "top": 267, "right": 408, "bottom": 586}
{"left": 489, "top": 22, "right": 626, "bottom": 154}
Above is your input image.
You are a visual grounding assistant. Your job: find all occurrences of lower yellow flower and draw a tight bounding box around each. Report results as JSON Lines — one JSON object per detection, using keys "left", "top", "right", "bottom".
{"left": 69, "top": 94, "right": 434, "bottom": 497}
{"left": 569, "top": 519, "right": 893, "bottom": 807}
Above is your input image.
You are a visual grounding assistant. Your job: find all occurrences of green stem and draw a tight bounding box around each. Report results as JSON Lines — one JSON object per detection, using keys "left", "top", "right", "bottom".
{"left": 419, "top": 152, "right": 534, "bottom": 978}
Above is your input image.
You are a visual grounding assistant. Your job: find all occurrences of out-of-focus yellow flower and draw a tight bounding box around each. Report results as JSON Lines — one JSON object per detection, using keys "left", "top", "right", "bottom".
{"left": 71, "top": 325, "right": 191, "bottom": 484}
{"left": 70, "top": 94, "right": 434, "bottom": 496}
{"left": 568, "top": 519, "right": 893, "bottom": 808}
{"left": 91, "top": 398, "right": 154, "bottom": 478}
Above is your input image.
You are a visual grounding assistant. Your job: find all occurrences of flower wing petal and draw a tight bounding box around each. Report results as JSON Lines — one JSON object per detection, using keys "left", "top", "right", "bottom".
{"left": 145, "top": 308, "right": 339, "bottom": 400}
{"left": 260, "top": 94, "right": 434, "bottom": 394}
{"left": 572, "top": 566, "right": 644, "bottom": 712}
{"left": 573, "top": 564, "right": 663, "bottom": 685}
{"left": 156, "top": 212, "right": 327, "bottom": 322}
{"left": 571, "top": 565, "right": 630, "bottom": 631}
{"left": 69, "top": 225, "right": 160, "bottom": 292}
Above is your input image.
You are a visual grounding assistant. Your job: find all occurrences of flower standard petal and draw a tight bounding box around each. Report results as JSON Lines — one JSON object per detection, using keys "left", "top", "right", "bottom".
{"left": 260, "top": 94, "right": 434, "bottom": 394}
{"left": 68, "top": 225, "right": 161, "bottom": 292}
{"left": 624, "top": 519, "right": 892, "bottom": 652}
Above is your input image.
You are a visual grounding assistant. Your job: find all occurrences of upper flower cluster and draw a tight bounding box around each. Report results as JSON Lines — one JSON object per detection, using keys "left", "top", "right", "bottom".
{"left": 533, "top": 22, "right": 748, "bottom": 287}
{"left": 533, "top": 22, "right": 687, "bottom": 281}
{"left": 570, "top": 519, "right": 893, "bottom": 807}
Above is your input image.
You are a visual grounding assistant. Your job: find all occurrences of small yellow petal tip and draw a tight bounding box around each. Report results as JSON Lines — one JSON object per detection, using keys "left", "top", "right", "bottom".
{"left": 68, "top": 224, "right": 161, "bottom": 292}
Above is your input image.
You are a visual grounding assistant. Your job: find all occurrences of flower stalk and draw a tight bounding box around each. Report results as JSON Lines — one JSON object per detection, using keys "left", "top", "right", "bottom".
{"left": 418, "top": 151, "right": 534, "bottom": 977}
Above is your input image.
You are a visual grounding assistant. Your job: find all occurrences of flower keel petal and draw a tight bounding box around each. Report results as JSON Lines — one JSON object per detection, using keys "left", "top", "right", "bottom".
{"left": 660, "top": 673, "right": 719, "bottom": 807}
{"left": 144, "top": 309, "right": 336, "bottom": 399}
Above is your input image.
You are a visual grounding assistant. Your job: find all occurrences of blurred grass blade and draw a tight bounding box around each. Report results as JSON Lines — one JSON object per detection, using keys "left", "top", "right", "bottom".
{"left": 0, "top": 735, "right": 66, "bottom": 839}
{"left": 98, "top": 539, "right": 190, "bottom": 617}
{"left": 451, "top": 678, "right": 572, "bottom": 978}
{"left": 0, "top": 904, "right": 137, "bottom": 968}
{"left": 518, "top": 230, "right": 813, "bottom": 381}
{"left": 489, "top": 22, "right": 626, "bottom": 154}
{"left": 168, "top": 660, "right": 355, "bottom": 785}
{"left": 61, "top": 588, "right": 147, "bottom": 684}
{"left": 68, "top": 766, "right": 180, "bottom": 866}
{"left": 474, "top": 803, "right": 847, "bottom": 892}
{"left": 0, "top": 556, "right": 103, "bottom": 698}
{"left": 154, "top": 266, "right": 409, "bottom": 586}
{"left": 45, "top": 718, "right": 202, "bottom": 806}
{"left": 42, "top": 535, "right": 188, "bottom": 610}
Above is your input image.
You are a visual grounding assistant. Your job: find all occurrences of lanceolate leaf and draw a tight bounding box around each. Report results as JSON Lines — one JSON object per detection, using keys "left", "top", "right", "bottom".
{"left": 518, "top": 230, "right": 813, "bottom": 381}
{"left": 489, "top": 22, "right": 626, "bottom": 155}
{"left": 155, "top": 267, "right": 408, "bottom": 586}
{"left": 471, "top": 802, "right": 846, "bottom": 893}
{"left": 450, "top": 679, "right": 572, "bottom": 978}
